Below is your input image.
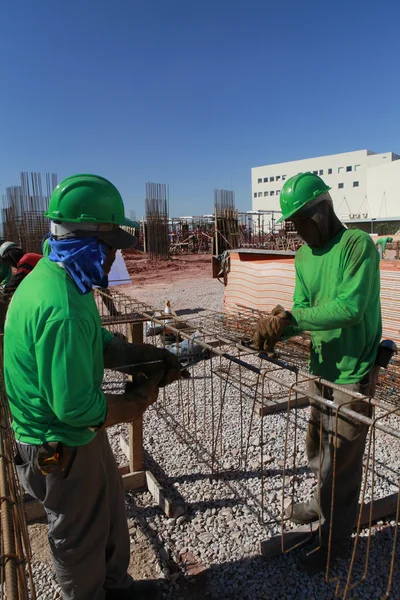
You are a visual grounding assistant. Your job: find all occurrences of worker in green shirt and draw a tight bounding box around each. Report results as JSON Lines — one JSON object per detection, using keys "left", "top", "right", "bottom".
{"left": 375, "top": 235, "right": 393, "bottom": 259}
{"left": 5, "top": 175, "right": 186, "bottom": 600}
{"left": 253, "top": 172, "right": 382, "bottom": 574}
{"left": 0, "top": 252, "right": 12, "bottom": 333}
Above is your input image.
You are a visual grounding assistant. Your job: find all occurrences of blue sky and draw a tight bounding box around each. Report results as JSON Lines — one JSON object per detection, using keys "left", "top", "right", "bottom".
{"left": 1, "top": 1, "right": 399, "bottom": 217}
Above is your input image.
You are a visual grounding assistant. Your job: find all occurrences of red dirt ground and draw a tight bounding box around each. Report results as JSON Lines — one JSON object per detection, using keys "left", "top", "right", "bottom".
{"left": 122, "top": 251, "right": 213, "bottom": 286}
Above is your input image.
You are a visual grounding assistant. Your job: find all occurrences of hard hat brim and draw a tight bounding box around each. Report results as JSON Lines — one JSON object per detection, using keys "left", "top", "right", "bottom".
{"left": 276, "top": 208, "right": 298, "bottom": 224}
{"left": 99, "top": 226, "right": 138, "bottom": 250}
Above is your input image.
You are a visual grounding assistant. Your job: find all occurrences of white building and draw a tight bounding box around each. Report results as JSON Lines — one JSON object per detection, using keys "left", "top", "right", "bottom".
{"left": 251, "top": 150, "right": 400, "bottom": 220}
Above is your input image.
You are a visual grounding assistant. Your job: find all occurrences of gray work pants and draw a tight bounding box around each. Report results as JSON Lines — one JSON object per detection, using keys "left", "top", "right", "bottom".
{"left": 15, "top": 431, "right": 132, "bottom": 600}
{"left": 306, "top": 369, "right": 377, "bottom": 550}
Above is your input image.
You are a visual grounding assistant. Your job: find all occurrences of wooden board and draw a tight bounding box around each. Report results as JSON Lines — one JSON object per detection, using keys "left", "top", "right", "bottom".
{"left": 145, "top": 471, "right": 174, "bottom": 518}
{"left": 127, "top": 322, "right": 144, "bottom": 472}
{"left": 255, "top": 393, "right": 309, "bottom": 416}
{"left": 122, "top": 470, "right": 146, "bottom": 490}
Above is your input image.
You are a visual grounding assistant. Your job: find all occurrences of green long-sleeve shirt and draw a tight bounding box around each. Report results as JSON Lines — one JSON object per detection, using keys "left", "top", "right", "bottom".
{"left": 284, "top": 228, "right": 382, "bottom": 384}
{"left": 4, "top": 258, "right": 114, "bottom": 446}
{"left": 375, "top": 237, "right": 393, "bottom": 253}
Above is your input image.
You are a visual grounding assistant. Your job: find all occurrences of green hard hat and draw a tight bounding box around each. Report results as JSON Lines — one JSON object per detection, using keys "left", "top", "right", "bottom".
{"left": 276, "top": 172, "right": 331, "bottom": 224}
{"left": 45, "top": 174, "right": 137, "bottom": 227}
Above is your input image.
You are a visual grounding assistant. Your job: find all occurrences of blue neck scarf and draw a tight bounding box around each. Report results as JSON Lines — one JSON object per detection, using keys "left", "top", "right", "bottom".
{"left": 48, "top": 236, "right": 107, "bottom": 295}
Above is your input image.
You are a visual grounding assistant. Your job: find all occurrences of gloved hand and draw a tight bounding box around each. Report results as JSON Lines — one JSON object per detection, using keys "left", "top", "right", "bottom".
{"left": 103, "top": 337, "right": 190, "bottom": 387}
{"left": 104, "top": 380, "right": 159, "bottom": 428}
{"left": 130, "top": 347, "right": 190, "bottom": 387}
{"left": 253, "top": 305, "right": 292, "bottom": 355}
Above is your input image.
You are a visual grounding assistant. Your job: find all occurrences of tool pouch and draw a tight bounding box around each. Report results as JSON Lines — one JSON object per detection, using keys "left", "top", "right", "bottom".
{"left": 36, "top": 442, "right": 76, "bottom": 478}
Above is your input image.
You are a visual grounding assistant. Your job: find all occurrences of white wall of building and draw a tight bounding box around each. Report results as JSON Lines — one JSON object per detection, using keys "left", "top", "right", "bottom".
{"left": 366, "top": 160, "right": 400, "bottom": 218}
{"left": 251, "top": 150, "right": 400, "bottom": 219}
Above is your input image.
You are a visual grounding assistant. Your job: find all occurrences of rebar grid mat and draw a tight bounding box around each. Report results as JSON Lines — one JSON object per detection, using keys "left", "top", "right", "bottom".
{"left": 98, "top": 290, "right": 400, "bottom": 599}
{"left": 0, "top": 337, "right": 36, "bottom": 600}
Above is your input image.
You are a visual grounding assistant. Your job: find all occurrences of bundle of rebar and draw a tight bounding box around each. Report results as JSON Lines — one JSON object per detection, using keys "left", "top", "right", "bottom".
{"left": 145, "top": 183, "right": 170, "bottom": 260}
{"left": 0, "top": 336, "right": 35, "bottom": 599}
{"left": 2, "top": 172, "right": 58, "bottom": 254}
{"left": 214, "top": 189, "right": 240, "bottom": 255}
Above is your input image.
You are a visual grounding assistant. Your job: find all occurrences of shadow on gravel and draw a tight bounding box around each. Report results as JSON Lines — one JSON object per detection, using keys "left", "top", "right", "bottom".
{"left": 163, "top": 525, "right": 399, "bottom": 600}
{"left": 175, "top": 308, "right": 207, "bottom": 316}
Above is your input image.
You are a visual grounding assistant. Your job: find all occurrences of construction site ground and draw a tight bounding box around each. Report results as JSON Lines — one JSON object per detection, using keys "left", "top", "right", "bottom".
{"left": 123, "top": 251, "right": 213, "bottom": 286}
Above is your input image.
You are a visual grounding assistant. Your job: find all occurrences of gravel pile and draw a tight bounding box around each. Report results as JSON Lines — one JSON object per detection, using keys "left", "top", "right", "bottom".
{"left": 29, "top": 562, "right": 60, "bottom": 599}
{"left": 29, "top": 280, "right": 400, "bottom": 599}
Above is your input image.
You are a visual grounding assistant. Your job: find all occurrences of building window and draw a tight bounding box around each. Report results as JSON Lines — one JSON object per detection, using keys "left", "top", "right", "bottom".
{"left": 270, "top": 176, "right": 275, "bottom": 182}
{"left": 276, "top": 175, "right": 280, "bottom": 181}
{"left": 338, "top": 167, "right": 344, "bottom": 174}
{"left": 258, "top": 192, "right": 262, "bottom": 197}
{"left": 270, "top": 191, "right": 275, "bottom": 196}
{"left": 264, "top": 191, "right": 268, "bottom": 196}
{"left": 264, "top": 177, "right": 268, "bottom": 183}
{"left": 353, "top": 181, "right": 359, "bottom": 187}
{"left": 328, "top": 168, "right": 332, "bottom": 175}
{"left": 254, "top": 193, "right": 257, "bottom": 198}
{"left": 319, "top": 169, "right": 323, "bottom": 176}
{"left": 258, "top": 178, "right": 262, "bottom": 184}
{"left": 313, "top": 170, "right": 318, "bottom": 175}
{"left": 276, "top": 190, "right": 281, "bottom": 195}
{"left": 282, "top": 175, "right": 286, "bottom": 180}
{"left": 338, "top": 183, "right": 344, "bottom": 189}
{"left": 346, "top": 166, "right": 352, "bottom": 172}
{"left": 355, "top": 164, "right": 361, "bottom": 171}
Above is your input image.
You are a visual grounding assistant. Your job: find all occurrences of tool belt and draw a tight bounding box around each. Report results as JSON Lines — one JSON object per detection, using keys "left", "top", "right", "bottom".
{"left": 36, "top": 442, "right": 77, "bottom": 477}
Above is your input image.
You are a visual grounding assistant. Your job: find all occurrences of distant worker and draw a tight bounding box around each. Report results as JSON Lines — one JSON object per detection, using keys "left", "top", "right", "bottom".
{"left": 375, "top": 235, "right": 393, "bottom": 259}
{"left": 253, "top": 173, "right": 382, "bottom": 573}
{"left": 0, "top": 249, "right": 12, "bottom": 332}
{"left": 0, "top": 241, "right": 42, "bottom": 332}
{"left": 5, "top": 174, "right": 187, "bottom": 600}
{"left": 0, "top": 241, "right": 42, "bottom": 294}
{"left": 0, "top": 253, "right": 12, "bottom": 287}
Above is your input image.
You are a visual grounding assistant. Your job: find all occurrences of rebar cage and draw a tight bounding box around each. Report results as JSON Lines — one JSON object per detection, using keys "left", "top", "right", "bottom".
{"left": 97, "top": 288, "right": 400, "bottom": 599}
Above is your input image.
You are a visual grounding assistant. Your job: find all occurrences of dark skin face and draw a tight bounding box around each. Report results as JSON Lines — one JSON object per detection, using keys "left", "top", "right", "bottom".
{"left": 290, "top": 204, "right": 324, "bottom": 248}
{"left": 4, "top": 248, "right": 24, "bottom": 268}
{"left": 290, "top": 215, "right": 324, "bottom": 248}
{"left": 289, "top": 200, "right": 344, "bottom": 249}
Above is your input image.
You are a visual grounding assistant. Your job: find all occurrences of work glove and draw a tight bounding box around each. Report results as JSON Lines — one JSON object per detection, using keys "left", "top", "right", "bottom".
{"left": 103, "top": 336, "right": 190, "bottom": 387}
{"left": 252, "top": 305, "right": 293, "bottom": 356}
{"left": 104, "top": 380, "right": 160, "bottom": 428}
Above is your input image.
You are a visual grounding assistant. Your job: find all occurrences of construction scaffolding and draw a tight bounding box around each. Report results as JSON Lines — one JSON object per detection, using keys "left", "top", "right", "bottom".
{"left": 1, "top": 172, "right": 57, "bottom": 253}
{"left": 169, "top": 217, "right": 214, "bottom": 254}
{"left": 145, "top": 183, "right": 170, "bottom": 260}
